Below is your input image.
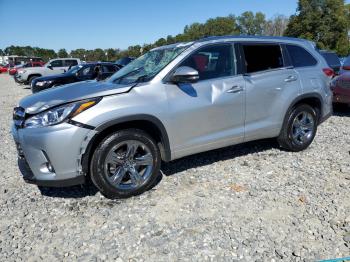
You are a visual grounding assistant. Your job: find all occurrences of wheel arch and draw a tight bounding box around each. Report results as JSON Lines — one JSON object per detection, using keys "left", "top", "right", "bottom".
{"left": 81, "top": 114, "right": 171, "bottom": 176}
{"left": 27, "top": 74, "right": 42, "bottom": 81}
{"left": 286, "top": 93, "right": 323, "bottom": 123}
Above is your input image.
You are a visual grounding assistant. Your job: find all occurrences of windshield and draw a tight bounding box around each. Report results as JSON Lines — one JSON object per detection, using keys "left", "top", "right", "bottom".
{"left": 66, "top": 65, "right": 83, "bottom": 74}
{"left": 109, "top": 44, "right": 191, "bottom": 85}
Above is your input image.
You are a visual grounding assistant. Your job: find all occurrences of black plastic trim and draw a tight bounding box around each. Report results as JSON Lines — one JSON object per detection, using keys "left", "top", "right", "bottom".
{"left": 285, "top": 93, "right": 325, "bottom": 124}
{"left": 68, "top": 119, "right": 95, "bottom": 130}
{"left": 94, "top": 114, "right": 171, "bottom": 161}
{"left": 18, "top": 158, "right": 85, "bottom": 187}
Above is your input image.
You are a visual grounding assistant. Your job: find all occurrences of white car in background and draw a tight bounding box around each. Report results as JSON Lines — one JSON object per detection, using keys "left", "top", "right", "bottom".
{"left": 15, "top": 58, "right": 81, "bottom": 85}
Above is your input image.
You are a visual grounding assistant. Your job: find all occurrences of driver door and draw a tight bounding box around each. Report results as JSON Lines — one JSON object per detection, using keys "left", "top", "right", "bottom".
{"left": 165, "top": 43, "right": 245, "bottom": 158}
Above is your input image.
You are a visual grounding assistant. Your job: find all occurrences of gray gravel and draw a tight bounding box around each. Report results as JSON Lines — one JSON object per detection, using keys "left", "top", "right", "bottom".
{"left": 0, "top": 74, "right": 349, "bottom": 261}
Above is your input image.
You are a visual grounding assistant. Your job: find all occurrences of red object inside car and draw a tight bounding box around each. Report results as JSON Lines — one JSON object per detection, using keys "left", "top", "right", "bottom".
{"left": 193, "top": 54, "right": 208, "bottom": 72}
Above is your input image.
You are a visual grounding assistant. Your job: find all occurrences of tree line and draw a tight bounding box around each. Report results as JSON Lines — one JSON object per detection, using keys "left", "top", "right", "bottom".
{"left": 1, "top": 0, "right": 349, "bottom": 62}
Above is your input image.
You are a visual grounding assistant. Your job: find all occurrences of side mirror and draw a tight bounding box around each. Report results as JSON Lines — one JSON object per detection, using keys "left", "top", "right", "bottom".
{"left": 171, "top": 66, "right": 199, "bottom": 84}
{"left": 47, "top": 65, "right": 53, "bottom": 70}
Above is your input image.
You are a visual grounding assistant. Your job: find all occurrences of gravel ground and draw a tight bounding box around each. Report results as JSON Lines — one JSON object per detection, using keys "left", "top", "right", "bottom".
{"left": 0, "top": 73, "right": 349, "bottom": 261}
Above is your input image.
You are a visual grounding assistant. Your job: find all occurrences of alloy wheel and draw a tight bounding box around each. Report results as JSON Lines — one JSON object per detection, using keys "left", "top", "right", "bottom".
{"left": 104, "top": 140, "right": 154, "bottom": 190}
{"left": 291, "top": 111, "right": 315, "bottom": 145}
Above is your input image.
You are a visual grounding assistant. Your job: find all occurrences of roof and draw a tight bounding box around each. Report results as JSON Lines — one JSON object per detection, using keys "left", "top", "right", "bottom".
{"left": 195, "top": 35, "right": 310, "bottom": 43}
{"left": 151, "top": 35, "right": 315, "bottom": 51}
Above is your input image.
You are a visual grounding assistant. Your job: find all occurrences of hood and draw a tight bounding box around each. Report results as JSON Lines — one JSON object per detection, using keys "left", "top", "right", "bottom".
{"left": 19, "top": 80, "right": 133, "bottom": 114}
{"left": 35, "top": 73, "right": 69, "bottom": 82}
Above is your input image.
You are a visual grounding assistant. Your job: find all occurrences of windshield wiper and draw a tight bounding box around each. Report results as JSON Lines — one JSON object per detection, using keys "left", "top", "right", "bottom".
{"left": 113, "top": 67, "right": 144, "bottom": 84}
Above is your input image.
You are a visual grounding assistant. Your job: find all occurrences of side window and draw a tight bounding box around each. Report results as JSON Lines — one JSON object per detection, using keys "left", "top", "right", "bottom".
{"left": 79, "top": 65, "right": 93, "bottom": 76}
{"left": 65, "top": 59, "right": 78, "bottom": 67}
{"left": 242, "top": 44, "right": 284, "bottom": 73}
{"left": 102, "top": 65, "right": 117, "bottom": 73}
{"left": 50, "top": 60, "right": 63, "bottom": 67}
{"left": 179, "top": 44, "right": 235, "bottom": 81}
{"left": 286, "top": 45, "right": 317, "bottom": 68}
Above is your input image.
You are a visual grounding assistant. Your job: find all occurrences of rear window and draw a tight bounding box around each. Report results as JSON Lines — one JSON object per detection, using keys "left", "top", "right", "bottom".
{"left": 64, "top": 59, "right": 78, "bottom": 67}
{"left": 321, "top": 52, "right": 340, "bottom": 67}
{"left": 286, "top": 45, "right": 317, "bottom": 68}
{"left": 242, "top": 44, "right": 284, "bottom": 73}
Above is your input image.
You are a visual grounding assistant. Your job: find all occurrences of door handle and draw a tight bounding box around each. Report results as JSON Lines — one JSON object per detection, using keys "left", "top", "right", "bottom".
{"left": 285, "top": 75, "right": 297, "bottom": 82}
{"left": 227, "top": 85, "right": 244, "bottom": 93}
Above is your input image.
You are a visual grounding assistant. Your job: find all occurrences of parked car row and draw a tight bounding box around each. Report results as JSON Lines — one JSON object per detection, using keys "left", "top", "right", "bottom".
{"left": 31, "top": 62, "right": 120, "bottom": 93}
{"left": 12, "top": 36, "right": 335, "bottom": 199}
{"left": 8, "top": 57, "right": 134, "bottom": 94}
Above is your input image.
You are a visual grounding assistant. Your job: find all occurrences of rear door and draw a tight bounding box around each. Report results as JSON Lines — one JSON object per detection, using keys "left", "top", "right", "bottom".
{"left": 240, "top": 42, "right": 301, "bottom": 141}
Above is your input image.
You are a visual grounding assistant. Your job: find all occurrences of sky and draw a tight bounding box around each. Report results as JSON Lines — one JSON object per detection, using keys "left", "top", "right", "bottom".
{"left": 0, "top": 0, "right": 313, "bottom": 52}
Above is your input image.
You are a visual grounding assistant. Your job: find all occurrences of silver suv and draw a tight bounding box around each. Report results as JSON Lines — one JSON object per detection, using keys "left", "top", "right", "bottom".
{"left": 12, "top": 36, "right": 333, "bottom": 199}
{"left": 15, "top": 58, "right": 81, "bottom": 85}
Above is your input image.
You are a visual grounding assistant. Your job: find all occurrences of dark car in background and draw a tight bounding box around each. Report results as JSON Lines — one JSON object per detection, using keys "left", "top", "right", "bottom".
{"left": 340, "top": 55, "right": 350, "bottom": 74}
{"left": 31, "top": 62, "right": 119, "bottom": 93}
{"left": 115, "top": 57, "right": 135, "bottom": 67}
{"left": 319, "top": 50, "right": 341, "bottom": 76}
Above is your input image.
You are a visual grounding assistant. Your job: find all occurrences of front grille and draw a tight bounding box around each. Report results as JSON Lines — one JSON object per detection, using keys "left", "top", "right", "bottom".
{"left": 13, "top": 107, "right": 25, "bottom": 128}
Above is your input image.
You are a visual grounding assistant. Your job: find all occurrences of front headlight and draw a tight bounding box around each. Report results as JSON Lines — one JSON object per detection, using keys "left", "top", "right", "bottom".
{"left": 36, "top": 80, "right": 53, "bottom": 87}
{"left": 23, "top": 98, "right": 100, "bottom": 128}
{"left": 18, "top": 70, "right": 26, "bottom": 74}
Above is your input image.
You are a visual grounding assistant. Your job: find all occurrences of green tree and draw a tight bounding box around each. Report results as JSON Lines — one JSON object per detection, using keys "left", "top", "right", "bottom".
{"left": 203, "top": 16, "right": 239, "bottom": 37}
{"left": 264, "top": 15, "right": 289, "bottom": 36}
{"left": 238, "top": 11, "right": 266, "bottom": 35}
{"left": 70, "top": 48, "right": 87, "bottom": 60}
{"left": 58, "top": 48, "right": 69, "bottom": 58}
{"left": 285, "top": 0, "right": 349, "bottom": 55}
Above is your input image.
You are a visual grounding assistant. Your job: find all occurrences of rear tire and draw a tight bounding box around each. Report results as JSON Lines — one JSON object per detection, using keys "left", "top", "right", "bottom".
{"left": 90, "top": 129, "right": 161, "bottom": 199}
{"left": 278, "top": 104, "right": 318, "bottom": 152}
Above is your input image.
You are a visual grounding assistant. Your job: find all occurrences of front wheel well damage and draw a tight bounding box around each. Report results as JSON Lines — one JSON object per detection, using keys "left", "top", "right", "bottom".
{"left": 81, "top": 118, "right": 171, "bottom": 177}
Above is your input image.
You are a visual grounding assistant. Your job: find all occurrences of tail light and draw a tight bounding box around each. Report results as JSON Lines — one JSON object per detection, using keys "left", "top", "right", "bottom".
{"left": 323, "top": 68, "right": 335, "bottom": 78}
{"left": 342, "top": 66, "right": 350, "bottom": 71}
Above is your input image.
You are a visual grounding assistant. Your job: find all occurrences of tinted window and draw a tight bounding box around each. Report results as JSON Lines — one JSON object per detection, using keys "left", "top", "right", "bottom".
{"left": 179, "top": 44, "right": 235, "bottom": 81}
{"left": 286, "top": 45, "right": 317, "bottom": 68}
{"left": 64, "top": 59, "right": 78, "bottom": 67}
{"left": 102, "top": 65, "right": 117, "bottom": 73}
{"left": 243, "top": 44, "right": 283, "bottom": 73}
{"left": 79, "top": 65, "right": 94, "bottom": 76}
{"left": 321, "top": 52, "right": 340, "bottom": 67}
{"left": 50, "top": 60, "right": 63, "bottom": 67}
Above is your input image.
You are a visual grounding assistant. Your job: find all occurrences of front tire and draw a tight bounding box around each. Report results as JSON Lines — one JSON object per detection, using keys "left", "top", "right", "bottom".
{"left": 278, "top": 104, "right": 318, "bottom": 152}
{"left": 28, "top": 75, "right": 39, "bottom": 86}
{"left": 90, "top": 129, "right": 161, "bottom": 199}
